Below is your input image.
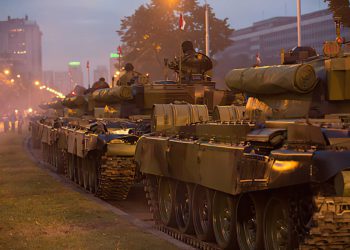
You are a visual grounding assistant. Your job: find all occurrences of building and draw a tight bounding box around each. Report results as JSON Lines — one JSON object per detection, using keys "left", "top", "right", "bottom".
{"left": 0, "top": 15, "right": 42, "bottom": 85}
{"left": 54, "top": 71, "right": 70, "bottom": 94}
{"left": 215, "top": 9, "right": 350, "bottom": 80}
{"left": 93, "top": 65, "right": 109, "bottom": 83}
{"left": 68, "top": 61, "right": 84, "bottom": 89}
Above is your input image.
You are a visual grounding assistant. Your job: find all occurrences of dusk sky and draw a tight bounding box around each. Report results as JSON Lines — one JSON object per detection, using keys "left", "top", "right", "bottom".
{"left": 1, "top": 0, "right": 328, "bottom": 72}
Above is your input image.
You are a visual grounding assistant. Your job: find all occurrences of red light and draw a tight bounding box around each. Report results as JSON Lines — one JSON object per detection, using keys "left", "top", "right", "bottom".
{"left": 336, "top": 37, "right": 344, "bottom": 44}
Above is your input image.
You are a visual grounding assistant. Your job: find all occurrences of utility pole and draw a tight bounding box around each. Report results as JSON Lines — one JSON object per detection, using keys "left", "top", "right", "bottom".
{"left": 205, "top": 1, "right": 210, "bottom": 56}
{"left": 86, "top": 61, "right": 90, "bottom": 88}
{"left": 297, "top": 0, "right": 302, "bottom": 46}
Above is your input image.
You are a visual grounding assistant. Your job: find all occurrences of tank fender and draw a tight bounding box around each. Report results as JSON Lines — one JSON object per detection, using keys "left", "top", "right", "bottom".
{"left": 267, "top": 150, "right": 313, "bottom": 188}
{"left": 312, "top": 150, "right": 350, "bottom": 183}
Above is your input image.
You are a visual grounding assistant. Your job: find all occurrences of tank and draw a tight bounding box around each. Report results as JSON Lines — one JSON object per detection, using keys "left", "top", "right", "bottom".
{"left": 33, "top": 41, "right": 236, "bottom": 201}
{"left": 134, "top": 38, "right": 350, "bottom": 249}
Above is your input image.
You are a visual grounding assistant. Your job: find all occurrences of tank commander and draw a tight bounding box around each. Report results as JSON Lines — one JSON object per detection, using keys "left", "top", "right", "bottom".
{"left": 117, "top": 63, "right": 142, "bottom": 86}
{"left": 91, "top": 77, "right": 110, "bottom": 91}
{"left": 168, "top": 40, "right": 213, "bottom": 82}
{"left": 84, "top": 78, "right": 110, "bottom": 94}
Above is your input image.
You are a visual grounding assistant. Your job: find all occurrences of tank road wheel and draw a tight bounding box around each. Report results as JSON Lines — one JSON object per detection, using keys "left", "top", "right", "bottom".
{"left": 175, "top": 182, "right": 194, "bottom": 234}
{"left": 192, "top": 185, "right": 215, "bottom": 242}
{"left": 73, "top": 156, "right": 79, "bottom": 184}
{"left": 212, "top": 191, "right": 239, "bottom": 249}
{"left": 68, "top": 153, "right": 75, "bottom": 181}
{"left": 77, "top": 157, "right": 84, "bottom": 186}
{"left": 88, "top": 158, "right": 98, "bottom": 193}
{"left": 82, "top": 158, "right": 89, "bottom": 190}
{"left": 236, "top": 194, "right": 264, "bottom": 250}
{"left": 264, "top": 196, "right": 293, "bottom": 250}
{"left": 158, "top": 177, "right": 176, "bottom": 226}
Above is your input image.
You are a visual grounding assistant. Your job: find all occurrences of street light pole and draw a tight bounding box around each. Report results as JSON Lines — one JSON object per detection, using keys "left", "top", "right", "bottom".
{"left": 297, "top": 0, "right": 302, "bottom": 46}
{"left": 205, "top": 1, "right": 210, "bottom": 56}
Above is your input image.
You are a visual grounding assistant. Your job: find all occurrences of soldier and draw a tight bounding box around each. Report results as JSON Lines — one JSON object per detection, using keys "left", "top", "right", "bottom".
{"left": 117, "top": 63, "right": 142, "bottom": 86}
{"left": 10, "top": 111, "right": 17, "bottom": 132}
{"left": 3, "top": 114, "right": 9, "bottom": 133}
{"left": 168, "top": 41, "right": 213, "bottom": 82}
{"left": 17, "top": 111, "right": 23, "bottom": 134}
{"left": 91, "top": 77, "right": 110, "bottom": 91}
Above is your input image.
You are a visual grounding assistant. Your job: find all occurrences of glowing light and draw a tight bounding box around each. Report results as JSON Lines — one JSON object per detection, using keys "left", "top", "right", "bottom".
{"left": 28, "top": 108, "right": 33, "bottom": 113}
{"left": 10, "top": 79, "right": 15, "bottom": 83}
{"left": 272, "top": 160, "right": 299, "bottom": 172}
{"left": 4, "top": 69, "right": 10, "bottom": 75}
{"left": 68, "top": 61, "right": 81, "bottom": 66}
{"left": 110, "top": 53, "right": 120, "bottom": 58}
{"left": 115, "top": 71, "right": 120, "bottom": 75}
{"left": 16, "top": 74, "right": 21, "bottom": 78}
{"left": 15, "top": 109, "right": 18, "bottom": 114}
{"left": 34, "top": 81, "right": 40, "bottom": 86}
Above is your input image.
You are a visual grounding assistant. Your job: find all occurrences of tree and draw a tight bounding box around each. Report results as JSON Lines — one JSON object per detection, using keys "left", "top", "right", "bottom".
{"left": 325, "top": 0, "right": 350, "bottom": 27}
{"left": 117, "top": 0, "right": 233, "bottom": 79}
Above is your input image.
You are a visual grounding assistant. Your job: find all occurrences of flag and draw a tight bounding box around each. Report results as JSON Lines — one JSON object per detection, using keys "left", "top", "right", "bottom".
{"left": 117, "top": 46, "right": 122, "bottom": 55}
{"left": 179, "top": 13, "right": 186, "bottom": 30}
{"left": 256, "top": 53, "right": 261, "bottom": 66}
{"left": 86, "top": 60, "right": 90, "bottom": 69}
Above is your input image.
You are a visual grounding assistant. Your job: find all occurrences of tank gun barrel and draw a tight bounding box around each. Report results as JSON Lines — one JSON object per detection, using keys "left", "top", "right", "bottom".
{"left": 62, "top": 95, "right": 88, "bottom": 109}
{"left": 39, "top": 100, "right": 64, "bottom": 110}
{"left": 225, "top": 64, "right": 318, "bottom": 94}
{"left": 92, "top": 86, "right": 133, "bottom": 103}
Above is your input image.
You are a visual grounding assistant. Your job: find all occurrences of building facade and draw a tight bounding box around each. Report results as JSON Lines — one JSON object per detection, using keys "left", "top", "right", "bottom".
{"left": 0, "top": 16, "right": 42, "bottom": 84}
{"left": 93, "top": 65, "right": 109, "bottom": 83}
{"left": 68, "top": 62, "right": 84, "bottom": 89}
{"left": 54, "top": 71, "right": 70, "bottom": 94}
{"left": 215, "top": 9, "right": 350, "bottom": 80}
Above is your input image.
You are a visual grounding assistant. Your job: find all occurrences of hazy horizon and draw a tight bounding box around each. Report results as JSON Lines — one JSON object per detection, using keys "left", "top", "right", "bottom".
{"left": 1, "top": 0, "right": 328, "bottom": 73}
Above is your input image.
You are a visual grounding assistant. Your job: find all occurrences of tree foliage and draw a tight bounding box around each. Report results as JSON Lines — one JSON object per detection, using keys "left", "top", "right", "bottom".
{"left": 325, "top": 0, "right": 350, "bottom": 27}
{"left": 117, "top": 0, "right": 233, "bottom": 79}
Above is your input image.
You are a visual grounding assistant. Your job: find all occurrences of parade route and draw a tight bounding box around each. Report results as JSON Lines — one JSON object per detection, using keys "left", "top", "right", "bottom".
{"left": 0, "top": 132, "right": 186, "bottom": 250}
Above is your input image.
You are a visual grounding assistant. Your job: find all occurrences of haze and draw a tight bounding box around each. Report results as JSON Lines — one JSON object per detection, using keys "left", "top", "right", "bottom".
{"left": 0, "top": 0, "right": 327, "bottom": 71}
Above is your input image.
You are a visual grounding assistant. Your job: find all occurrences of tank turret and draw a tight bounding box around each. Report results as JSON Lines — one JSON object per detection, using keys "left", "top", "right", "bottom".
{"left": 225, "top": 40, "right": 350, "bottom": 120}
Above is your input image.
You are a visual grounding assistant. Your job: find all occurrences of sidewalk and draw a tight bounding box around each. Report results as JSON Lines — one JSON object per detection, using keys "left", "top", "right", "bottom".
{"left": 0, "top": 133, "right": 180, "bottom": 250}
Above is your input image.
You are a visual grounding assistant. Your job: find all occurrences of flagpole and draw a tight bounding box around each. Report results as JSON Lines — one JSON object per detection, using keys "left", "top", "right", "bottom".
{"left": 87, "top": 61, "right": 90, "bottom": 88}
{"left": 205, "top": 1, "right": 210, "bottom": 56}
{"left": 297, "top": 0, "right": 301, "bottom": 46}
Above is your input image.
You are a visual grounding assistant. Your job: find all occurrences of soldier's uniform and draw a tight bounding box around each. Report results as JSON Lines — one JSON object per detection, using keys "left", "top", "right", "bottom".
{"left": 91, "top": 79, "right": 109, "bottom": 91}
{"left": 118, "top": 71, "right": 141, "bottom": 86}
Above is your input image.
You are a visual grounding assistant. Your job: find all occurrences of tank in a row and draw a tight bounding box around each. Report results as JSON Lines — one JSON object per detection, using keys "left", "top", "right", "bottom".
{"left": 30, "top": 42, "right": 236, "bottom": 200}
{"left": 135, "top": 35, "right": 350, "bottom": 249}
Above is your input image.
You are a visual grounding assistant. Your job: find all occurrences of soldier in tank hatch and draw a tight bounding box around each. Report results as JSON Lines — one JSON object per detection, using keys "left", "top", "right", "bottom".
{"left": 117, "top": 63, "right": 142, "bottom": 86}
{"left": 91, "top": 77, "right": 110, "bottom": 91}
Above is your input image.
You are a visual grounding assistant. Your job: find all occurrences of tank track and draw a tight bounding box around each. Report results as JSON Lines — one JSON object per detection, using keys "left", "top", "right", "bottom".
{"left": 96, "top": 155, "right": 136, "bottom": 200}
{"left": 143, "top": 175, "right": 220, "bottom": 250}
{"left": 144, "top": 175, "right": 350, "bottom": 250}
{"left": 300, "top": 196, "right": 350, "bottom": 250}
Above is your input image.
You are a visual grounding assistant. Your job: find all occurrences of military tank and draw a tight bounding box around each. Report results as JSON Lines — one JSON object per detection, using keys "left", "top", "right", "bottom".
{"left": 34, "top": 41, "right": 235, "bottom": 200}
{"left": 135, "top": 33, "right": 350, "bottom": 248}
